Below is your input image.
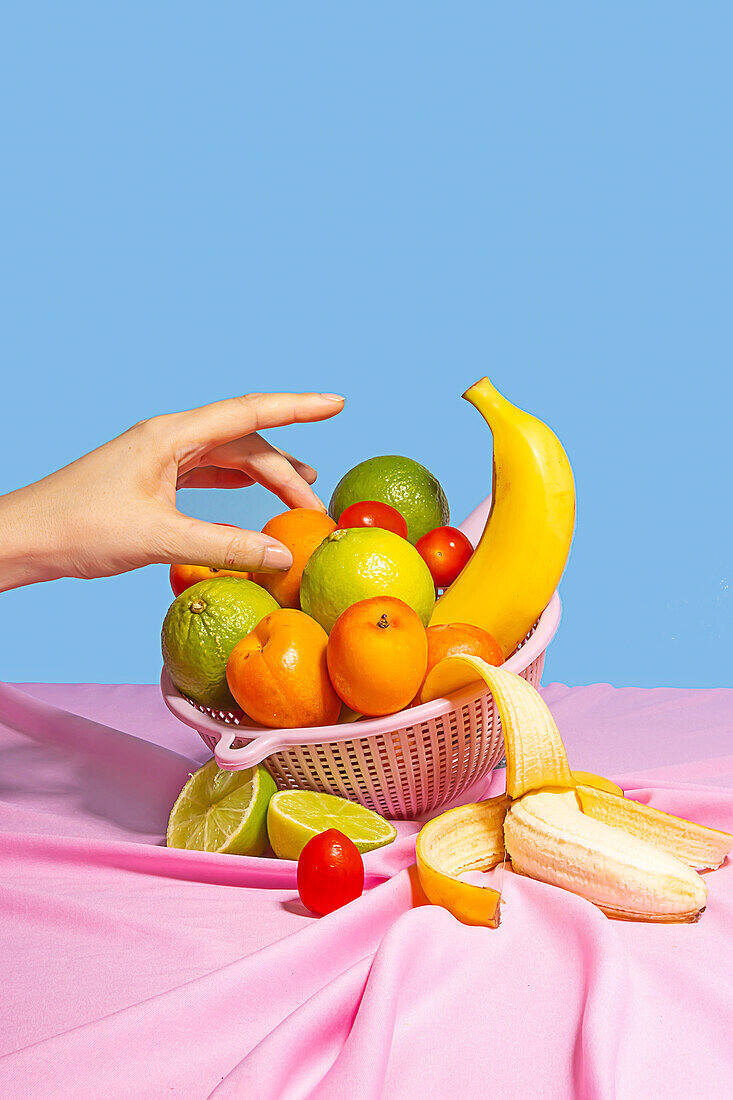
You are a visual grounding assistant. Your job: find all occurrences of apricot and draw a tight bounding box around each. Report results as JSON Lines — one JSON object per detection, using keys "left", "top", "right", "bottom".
{"left": 226, "top": 609, "right": 340, "bottom": 729}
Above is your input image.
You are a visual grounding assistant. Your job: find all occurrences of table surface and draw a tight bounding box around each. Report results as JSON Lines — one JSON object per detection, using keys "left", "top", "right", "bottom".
{"left": 0, "top": 680, "right": 731, "bottom": 1099}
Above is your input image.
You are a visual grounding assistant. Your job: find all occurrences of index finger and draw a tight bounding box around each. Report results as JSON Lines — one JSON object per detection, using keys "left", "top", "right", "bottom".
{"left": 171, "top": 392, "right": 344, "bottom": 458}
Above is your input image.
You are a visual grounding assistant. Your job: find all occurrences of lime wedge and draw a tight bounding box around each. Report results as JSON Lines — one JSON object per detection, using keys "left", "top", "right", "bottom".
{"left": 267, "top": 790, "right": 397, "bottom": 861}
{"left": 167, "top": 758, "right": 276, "bottom": 855}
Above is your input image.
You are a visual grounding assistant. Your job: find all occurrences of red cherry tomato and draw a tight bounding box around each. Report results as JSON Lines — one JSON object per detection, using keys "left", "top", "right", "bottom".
{"left": 337, "top": 500, "right": 408, "bottom": 539}
{"left": 297, "top": 829, "right": 365, "bottom": 916}
{"left": 416, "top": 526, "right": 473, "bottom": 589}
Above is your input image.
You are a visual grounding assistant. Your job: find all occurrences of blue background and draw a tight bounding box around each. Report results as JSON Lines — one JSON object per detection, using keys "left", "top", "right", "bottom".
{"left": 1, "top": 3, "right": 730, "bottom": 688}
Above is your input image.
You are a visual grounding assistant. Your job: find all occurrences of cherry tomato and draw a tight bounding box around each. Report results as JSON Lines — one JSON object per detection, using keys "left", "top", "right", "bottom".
{"left": 337, "top": 500, "right": 408, "bottom": 539}
{"left": 416, "top": 526, "right": 473, "bottom": 589}
{"left": 297, "top": 829, "right": 365, "bottom": 916}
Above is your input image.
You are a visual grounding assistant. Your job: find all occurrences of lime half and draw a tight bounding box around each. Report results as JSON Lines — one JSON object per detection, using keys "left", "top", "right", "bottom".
{"left": 167, "top": 758, "right": 276, "bottom": 855}
{"left": 267, "top": 790, "right": 397, "bottom": 861}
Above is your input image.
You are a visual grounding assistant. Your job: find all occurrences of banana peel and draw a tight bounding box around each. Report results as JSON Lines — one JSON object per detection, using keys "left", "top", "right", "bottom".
{"left": 415, "top": 796, "right": 509, "bottom": 927}
{"left": 416, "top": 659, "right": 732, "bottom": 925}
{"left": 575, "top": 784, "right": 732, "bottom": 871}
{"left": 420, "top": 654, "right": 575, "bottom": 799}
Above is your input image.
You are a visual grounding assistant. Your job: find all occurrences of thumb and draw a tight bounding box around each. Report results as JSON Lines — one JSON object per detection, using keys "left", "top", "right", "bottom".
{"left": 164, "top": 515, "right": 293, "bottom": 573}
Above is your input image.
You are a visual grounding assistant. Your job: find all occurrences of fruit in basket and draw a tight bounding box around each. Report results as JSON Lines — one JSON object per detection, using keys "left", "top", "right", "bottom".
{"left": 416, "top": 527, "right": 473, "bottom": 590}
{"left": 429, "top": 376, "right": 575, "bottom": 662}
{"left": 300, "top": 527, "right": 435, "bottom": 633}
{"left": 267, "top": 790, "right": 397, "bottom": 861}
{"left": 337, "top": 500, "right": 408, "bottom": 539}
{"left": 413, "top": 622, "right": 503, "bottom": 703}
{"left": 170, "top": 562, "right": 251, "bottom": 597}
{"left": 329, "top": 456, "right": 449, "bottom": 544}
{"left": 166, "top": 758, "right": 276, "bottom": 855}
{"left": 162, "top": 577, "right": 278, "bottom": 710}
{"left": 251, "top": 508, "right": 336, "bottom": 609}
{"left": 226, "top": 609, "right": 341, "bottom": 729}
{"left": 169, "top": 525, "right": 251, "bottom": 595}
{"left": 327, "top": 597, "right": 428, "bottom": 716}
{"left": 297, "top": 829, "right": 365, "bottom": 916}
{"left": 416, "top": 659, "right": 732, "bottom": 926}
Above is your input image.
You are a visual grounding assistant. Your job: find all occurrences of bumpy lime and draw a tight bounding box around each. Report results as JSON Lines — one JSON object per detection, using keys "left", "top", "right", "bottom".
{"left": 300, "top": 527, "right": 436, "bottom": 633}
{"left": 162, "top": 577, "right": 278, "bottom": 710}
{"left": 329, "top": 455, "right": 449, "bottom": 544}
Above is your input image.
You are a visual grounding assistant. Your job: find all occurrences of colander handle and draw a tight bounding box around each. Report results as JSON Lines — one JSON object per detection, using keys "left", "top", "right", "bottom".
{"left": 212, "top": 725, "right": 291, "bottom": 770}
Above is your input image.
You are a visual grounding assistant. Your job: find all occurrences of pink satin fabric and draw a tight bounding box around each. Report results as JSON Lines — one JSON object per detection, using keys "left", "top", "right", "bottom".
{"left": 0, "top": 680, "right": 731, "bottom": 1098}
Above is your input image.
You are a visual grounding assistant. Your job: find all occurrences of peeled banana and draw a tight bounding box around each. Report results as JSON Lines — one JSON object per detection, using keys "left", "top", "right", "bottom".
{"left": 429, "top": 377, "right": 575, "bottom": 660}
{"left": 416, "top": 660, "right": 731, "bottom": 925}
{"left": 504, "top": 789, "right": 708, "bottom": 923}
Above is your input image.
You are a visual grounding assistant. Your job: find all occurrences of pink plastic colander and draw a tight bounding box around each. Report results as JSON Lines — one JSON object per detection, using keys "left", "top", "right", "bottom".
{"left": 160, "top": 497, "right": 561, "bottom": 819}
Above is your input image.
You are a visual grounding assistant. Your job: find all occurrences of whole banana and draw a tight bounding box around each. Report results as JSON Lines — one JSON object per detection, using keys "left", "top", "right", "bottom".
{"left": 430, "top": 377, "right": 575, "bottom": 659}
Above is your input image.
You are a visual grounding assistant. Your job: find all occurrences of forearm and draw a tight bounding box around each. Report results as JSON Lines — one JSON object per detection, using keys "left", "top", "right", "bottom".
{"left": 0, "top": 483, "right": 66, "bottom": 592}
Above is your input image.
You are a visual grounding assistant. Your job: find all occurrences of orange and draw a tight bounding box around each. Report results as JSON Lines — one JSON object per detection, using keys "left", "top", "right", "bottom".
{"left": 252, "top": 508, "right": 336, "bottom": 609}
{"left": 327, "top": 597, "right": 428, "bottom": 717}
{"left": 414, "top": 623, "right": 503, "bottom": 703}
{"left": 169, "top": 563, "right": 250, "bottom": 597}
{"left": 169, "top": 524, "right": 250, "bottom": 596}
{"left": 226, "top": 609, "right": 341, "bottom": 729}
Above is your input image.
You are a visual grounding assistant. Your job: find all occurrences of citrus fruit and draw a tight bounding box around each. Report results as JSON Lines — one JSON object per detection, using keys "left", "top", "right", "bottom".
{"left": 169, "top": 562, "right": 251, "bottom": 597}
{"left": 300, "top": 527, "right": 435, "bottom": 633}
{"left": 267, "top": 790, "right": 397, "bottom": 861}
{"left": 252, "top": 508, "right": 336, "bottom": 609}
{"left": 426, "top": 622, "right": 503, "bottom": 675}
{"left": 414, "top": 622, "right": 503, "bottom": 704}
{"left": 166, "top": 758, "right": 276, "bottom": 855}
{"left": 327, "top": 596, "right": 428, "bottom": 716}
{"left": 329, "top": 456, "right": 449, "bottom": 544}
{"left": 227, "top": 609, "right": 341, "bottom": 728}
{"left": 169, "top": 524, "right": 250, "bottom": 596}
{"left": 162, "top": 577, "right": 278, "bottom": 710}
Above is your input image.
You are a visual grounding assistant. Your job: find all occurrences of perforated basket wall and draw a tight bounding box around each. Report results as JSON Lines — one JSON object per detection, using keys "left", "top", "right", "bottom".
{"left": 191, "top": 651, "right": 545, "bottom": 819}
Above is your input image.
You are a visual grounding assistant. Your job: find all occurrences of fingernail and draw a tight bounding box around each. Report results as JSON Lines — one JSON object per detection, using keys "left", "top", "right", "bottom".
{"left": 261, "top": 544, "right": 293, "bottom": 571}
{"left": 320, "top": 393, "right": 344, "bottom": 402}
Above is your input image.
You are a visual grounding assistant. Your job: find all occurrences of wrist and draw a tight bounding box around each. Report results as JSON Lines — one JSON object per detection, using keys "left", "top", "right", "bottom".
{"left": 0, "top": 485, "right": 68, "bottom": 592}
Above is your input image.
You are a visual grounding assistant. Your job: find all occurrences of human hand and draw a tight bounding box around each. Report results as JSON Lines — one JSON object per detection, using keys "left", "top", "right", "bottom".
{"left": 0, "top": 391, "right": 344, "bottom": 591}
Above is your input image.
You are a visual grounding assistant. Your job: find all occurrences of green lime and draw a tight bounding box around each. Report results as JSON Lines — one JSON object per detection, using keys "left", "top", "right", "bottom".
{"left": 329, "top": 455, "right": 449, "bottom": 544}
{"left": 162, "top": 577, "right": 278, "bottom": 710}
{"left": 267, "top": 790, "right": 397, "bottom": 860}
{"left": 167, "top": 758, "right": 276, "bottom": 855}
{"left": 300, "top": 527, "right": 435, "bottom": 633}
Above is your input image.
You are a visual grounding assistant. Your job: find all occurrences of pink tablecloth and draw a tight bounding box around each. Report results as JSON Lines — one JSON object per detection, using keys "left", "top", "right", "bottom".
{"left": 0, "top": 680, "right": 731, "bottom": 1099}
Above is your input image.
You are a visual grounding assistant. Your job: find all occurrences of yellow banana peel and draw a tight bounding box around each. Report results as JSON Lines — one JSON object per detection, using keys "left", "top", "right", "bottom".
{"left": 416, "top": 660, "right": 732, "bottom": 926}
{"left": 575, "top": 784, "right": 732, "bottom": 871}
{"left": 421, "top": 656, "right": 575, "bottom": 798}
{"left": 415, "top": 796, "right": 509, "bottom": 927}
